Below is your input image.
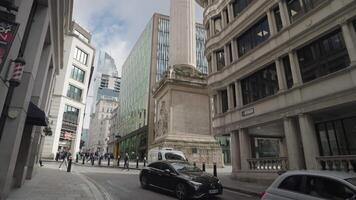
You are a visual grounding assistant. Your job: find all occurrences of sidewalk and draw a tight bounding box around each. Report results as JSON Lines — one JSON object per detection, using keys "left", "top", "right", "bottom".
{"left": 217, "top": 174, "right": 268, "bottom": 197}
{"left": 7, "top": 164, "right": 107, "bottom": 200}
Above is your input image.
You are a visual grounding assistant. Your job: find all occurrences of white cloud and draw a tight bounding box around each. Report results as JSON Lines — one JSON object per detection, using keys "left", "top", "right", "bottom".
{"left": 73, "top": 0, "right": 204, "bottom": 77}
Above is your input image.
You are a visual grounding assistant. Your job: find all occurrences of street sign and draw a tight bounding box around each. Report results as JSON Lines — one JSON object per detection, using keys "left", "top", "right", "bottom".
{"left": 0, "top": 18, "right": 19, "bottom": 71}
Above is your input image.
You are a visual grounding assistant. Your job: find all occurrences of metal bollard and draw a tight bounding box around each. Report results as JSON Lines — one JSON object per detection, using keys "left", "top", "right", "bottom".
{"left": 82, "top": 156, "right": 85, "bottom": 165}
{"left": 213, "top": 162, "right": 217, "bottom": 177}
{"left": 76, "top": 155, "right": 78, "bottom": 163}
{"left": 202, "top": 162, "right": 206, "bottom": 172}
{"left": 98, "top": 157, "right": 101, "bottom": 166}
{"left": 143, "top": 158, "right": 146, "bottom": 167}
{"left": 136, "top": 157, "right": 139, "bottom": 169}
{"left": 117, "top": 157, "right": 120, "bottom": 167}
{"left": 108, "top": 157, "right": 110, "bottom": 166}
{"left": 193, "top": 162, "right": 196, "bottom": 167}
{"left": 67, "top": 157, "right": 72, "bottom": 172}
{"left": 91, "top": 157, "right": 94, "bottom": 166}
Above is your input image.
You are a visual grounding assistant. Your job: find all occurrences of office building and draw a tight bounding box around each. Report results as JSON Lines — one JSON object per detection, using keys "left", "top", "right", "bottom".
{"left": 41, "top": 21, "right": 94, "bottom": 158}
{"left": 0, "top": 0, "right": 73, "bottom": 198}
{"left": 118, "top": 13, "right": 208, "bottom": 159}
{"left": 197, "top": 0, "right": 356, "bottom": 181}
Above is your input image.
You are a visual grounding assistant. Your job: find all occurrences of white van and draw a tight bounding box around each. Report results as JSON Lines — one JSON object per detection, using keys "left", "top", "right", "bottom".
{"left": 147, "top": 147, "right": 186, "bottom": 163}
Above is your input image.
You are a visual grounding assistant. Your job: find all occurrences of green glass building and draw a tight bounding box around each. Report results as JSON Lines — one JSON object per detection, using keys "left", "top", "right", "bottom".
{"left": 118, "top": 14, "right": 208, "bottom": 160}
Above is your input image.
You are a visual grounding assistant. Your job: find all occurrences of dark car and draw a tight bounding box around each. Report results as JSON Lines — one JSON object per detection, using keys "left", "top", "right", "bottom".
{"left": 139, "top": 161, "right": 223, "bottom": 200}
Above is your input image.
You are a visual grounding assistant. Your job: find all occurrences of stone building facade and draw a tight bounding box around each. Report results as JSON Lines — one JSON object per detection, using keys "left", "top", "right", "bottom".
{"left": 197, "top": 0, "right": 356, "bottom": 181}
{"left": 0, "top": 0, "right": 73, "bottom": 199}
{"left": 41, "top": 21, "right": 94, "bottom": 159}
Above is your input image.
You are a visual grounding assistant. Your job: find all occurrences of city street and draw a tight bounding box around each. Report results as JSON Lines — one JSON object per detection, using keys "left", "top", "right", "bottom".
{"left": 82, "top": 171, "right": 258, "bottom": 200}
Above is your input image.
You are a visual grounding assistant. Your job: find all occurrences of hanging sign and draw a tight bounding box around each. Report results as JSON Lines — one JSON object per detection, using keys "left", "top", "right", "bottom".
{"left": 0, "top": 18, "right": 19, "bottom": 70}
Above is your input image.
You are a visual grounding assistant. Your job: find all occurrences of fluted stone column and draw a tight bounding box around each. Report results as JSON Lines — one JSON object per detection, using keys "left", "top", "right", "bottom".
{"left": 169, "top": 0, "right": 197, "bottom": 68}
{"left": 239, "top": 129, "right": 251, "bottom": 171}
{"left": 231, "top": 131, "right": 241, "bottom": 172}
{"left": 298, "top": 114, "right": 320, "bottom": 170}
{"left": 283, "top": 117, "right": 304, "bottom": 170}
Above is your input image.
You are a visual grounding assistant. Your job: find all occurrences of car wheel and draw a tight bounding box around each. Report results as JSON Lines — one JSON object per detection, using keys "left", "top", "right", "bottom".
{"left": 175, "top": 183, "right": 187, "bottom": 200}
{"left": 140, "top": 175, "right": 149, "bottom": 189}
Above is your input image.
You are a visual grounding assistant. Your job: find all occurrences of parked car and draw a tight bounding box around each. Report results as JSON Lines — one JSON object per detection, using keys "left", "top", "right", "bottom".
{"left": 261, "top": 170, "right": 356, "bottom": 200}
{"left": 147, "top": 147, "right": 186, "bottom": 163}
{"left": 139, "top": 161, "right": 223, "bottom": 200}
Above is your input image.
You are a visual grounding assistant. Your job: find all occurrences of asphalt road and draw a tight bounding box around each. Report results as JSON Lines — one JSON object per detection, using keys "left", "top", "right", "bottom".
{"left": 83, "top": 172, "right": 258, "bottom": 200}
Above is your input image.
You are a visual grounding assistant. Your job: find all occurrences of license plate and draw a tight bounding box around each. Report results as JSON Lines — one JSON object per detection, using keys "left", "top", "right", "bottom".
{"left": 209, "top": 189, "right": 219, "bottom": 194}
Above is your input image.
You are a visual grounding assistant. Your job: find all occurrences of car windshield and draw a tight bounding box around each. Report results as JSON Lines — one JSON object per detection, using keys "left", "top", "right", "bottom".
{"left": 346, "top": 178, "right": 356, "bottom": 186}
{"left": 164, "top": 153, "right": 185, "bottom": 161}
{"left": 171, "top": 162, "right": 202, "bottom": 173}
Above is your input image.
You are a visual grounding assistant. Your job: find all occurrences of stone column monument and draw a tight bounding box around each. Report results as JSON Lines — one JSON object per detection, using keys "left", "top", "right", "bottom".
{"left": 151, "top": 0, "right": 223, "bottom": 167}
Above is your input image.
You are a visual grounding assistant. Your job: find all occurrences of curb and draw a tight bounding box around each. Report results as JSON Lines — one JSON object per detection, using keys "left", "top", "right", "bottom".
{"left": 222, "top": 185, "right": 261, "bottom": 197}
{"left": 76, "top": 172, "right": 112, "bottom": 200}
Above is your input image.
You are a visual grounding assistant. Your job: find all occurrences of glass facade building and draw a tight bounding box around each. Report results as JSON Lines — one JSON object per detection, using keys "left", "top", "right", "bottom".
{"left": 118, "top": 14, "right": 208, "bottom": 159}
{"left": 156, "top": 17, "right": 208, "bottom": 81}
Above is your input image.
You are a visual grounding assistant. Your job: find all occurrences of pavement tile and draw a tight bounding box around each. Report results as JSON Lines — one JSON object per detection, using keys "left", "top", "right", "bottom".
{"left": 7, "top": 165, "right": 104, "bottom": 200}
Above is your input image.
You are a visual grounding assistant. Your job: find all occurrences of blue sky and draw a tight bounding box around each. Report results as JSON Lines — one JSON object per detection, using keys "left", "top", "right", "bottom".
{"left": 73, "top": 0, "right": 204, "bottom": 77}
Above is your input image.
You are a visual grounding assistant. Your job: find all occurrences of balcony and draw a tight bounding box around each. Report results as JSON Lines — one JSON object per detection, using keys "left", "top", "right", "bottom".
{"left": 247, "top": 157, "right": 288, "bottom": 171}
{"left": 317, "top": 155, "right": 356, "bottom": 172}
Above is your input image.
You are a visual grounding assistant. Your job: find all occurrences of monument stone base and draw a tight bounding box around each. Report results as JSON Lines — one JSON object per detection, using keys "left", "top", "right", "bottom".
{"left": 151, "top": 65, "right": 223, "bottom": 168}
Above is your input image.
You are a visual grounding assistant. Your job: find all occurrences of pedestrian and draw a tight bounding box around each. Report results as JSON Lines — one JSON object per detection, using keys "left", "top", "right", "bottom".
{"left": 124, "top": 152, "right": 129, "bottom": 170}
{"left": 59, "top": 149, "right": 68, "bottom": 169}
{"left": 55, "top": 151, "right": 60, "bottom": 162}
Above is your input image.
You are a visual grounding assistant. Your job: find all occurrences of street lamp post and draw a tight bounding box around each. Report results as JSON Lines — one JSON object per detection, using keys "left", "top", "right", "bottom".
{"left": 0, "top": 58, "right": 26, "bottom": 140}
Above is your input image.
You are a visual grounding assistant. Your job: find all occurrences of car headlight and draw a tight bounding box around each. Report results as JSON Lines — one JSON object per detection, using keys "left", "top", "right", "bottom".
{"left": 190, "top": 181, "right": 202, "bottom": 190}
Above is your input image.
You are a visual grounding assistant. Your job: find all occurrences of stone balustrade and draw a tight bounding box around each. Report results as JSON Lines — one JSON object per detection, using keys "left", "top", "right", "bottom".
{"left": 247, "top": 157, "right": 288, "bottom": 171}
{"left": 316, "top": 155, "right": 356, "bottom": 172}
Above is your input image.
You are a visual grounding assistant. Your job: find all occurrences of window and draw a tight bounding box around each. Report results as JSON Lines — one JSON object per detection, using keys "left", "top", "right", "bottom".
{"left": 67, "top": 85, "right": 82, "bottom": 101}
{"left": 74, "top": 47, "right": 88, "bottom": 65}
{"left": 165, "top": 153, "right": 185, "bottom": 161}
{"left": 237, "top": 17, "right": 270, "bottom": 57}
{"left": 232, "top": 0, "right": 253, "bottom": 17}
{"left": 230, "top": 83, "right": 237, "bottom": 108}
{"left": 282, "top": 56, "right": 293, "bottom": 89}
{"left": 227, "top": 43, "right": 233, "bottom": 63}
{"left": 273, "top": 6, "right": 283, "bottom": 32}
{"left": 70, "top": 66, "right": 85, "bottom": 83}
{"left": 305, "top": 176, "right": 355, "bottom": 199}
{"left": 63, "top": 105, "right": 79, "bottom": 124}
{"left": 220, "top": 89, "right": 228, "bottom": 113}
{"left": 297, "top": 29, "right": 350, "bottom": 83}
{"left": 241, "top": 63, "right": 279, "bottom": 105}
{"left": 216, "top": 49, "right": 225, "bottom": 71}
{"left": 160, "top": 163, "right": 172, "bottom": 172}
{"left": 278, "top": 175, "right": 303, "bottom": 192}
{"left": 213, "top": 16, "right": 222, "bottom": 34}
{"left": 223, "top": 9, "right": 229, "bottom": 24}
{"left": 148, "top": 162, "right": 161, "bottom": 169}
{"left": 287, "top": 0, "right": 303, "bottom": 22}
{"left": 316, "top": 117, "right": 356, "bottom": 157}
{"left": 287, "top": 0, "right": 324, "bottom": 23}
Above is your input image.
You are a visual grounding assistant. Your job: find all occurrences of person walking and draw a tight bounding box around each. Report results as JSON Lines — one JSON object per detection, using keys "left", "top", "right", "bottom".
{"left": 124, "top": 152, "right": 129, "bottom": 171}
{"left": 59, "top": 149, "right": 68, "bottom": 169}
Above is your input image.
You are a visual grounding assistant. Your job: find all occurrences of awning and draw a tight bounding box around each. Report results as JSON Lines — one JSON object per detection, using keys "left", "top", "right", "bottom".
{"left": 26, "top": 102, "right": 48, "bottom": 126}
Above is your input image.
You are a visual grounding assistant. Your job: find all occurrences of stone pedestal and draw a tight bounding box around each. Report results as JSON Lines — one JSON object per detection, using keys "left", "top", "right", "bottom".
{"left": 152, "top": 66, "right": 223, "bottom": 167}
